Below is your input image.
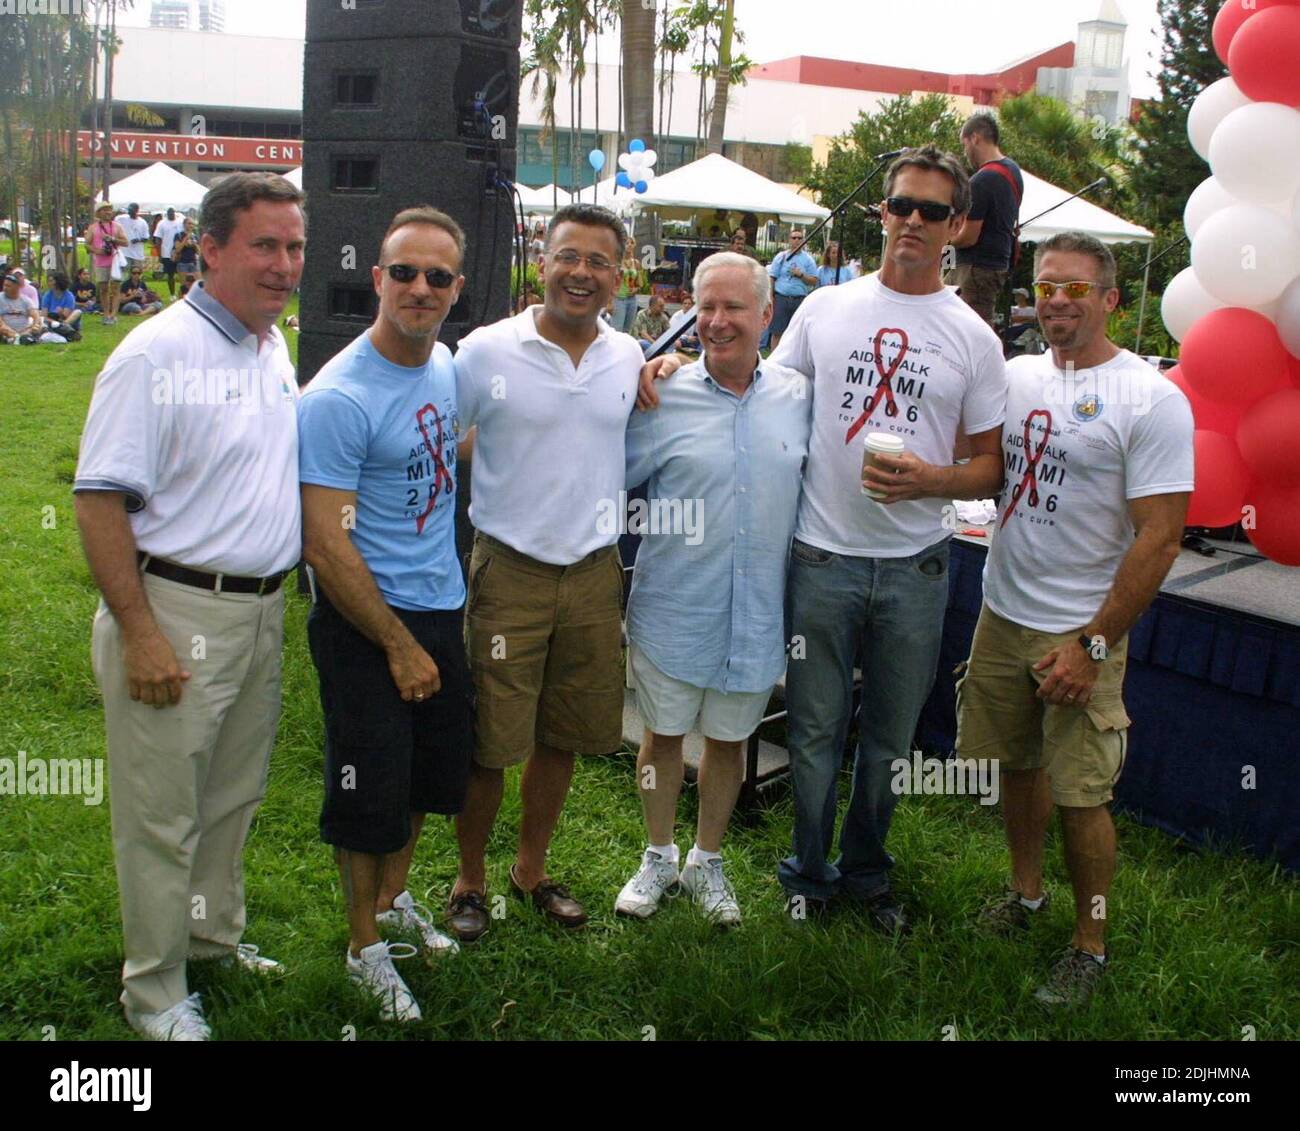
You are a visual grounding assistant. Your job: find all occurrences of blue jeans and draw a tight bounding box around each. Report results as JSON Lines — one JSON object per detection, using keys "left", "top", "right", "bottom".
{"left": 779, "top": 536, "right": 950, "bottom": 901}
{"left": 614, "top": 295, "right": 639, "bottom": 333}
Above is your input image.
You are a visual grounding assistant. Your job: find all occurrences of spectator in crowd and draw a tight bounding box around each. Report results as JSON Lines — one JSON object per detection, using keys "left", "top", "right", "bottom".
{"left": 616, "top": 253, "right": 811, "bottom": 927}
{"left": 958, "top": 232, "right": 1191, "bottom": 1006}
{"left": 614, "top": 234, "right": 645, "bottom": 334}
{"left": 1010, "top": 287, "right": 1036, "bottom": 324}
{"left": 173, "top": 218, "right": 200, "bottom": 285}
{"left": 817, "top": 241, "right": 855, "bottom": 288}
{"left": 11, "top": 267, "right": 39, "bottom": 307}
{"left": 40, "top": 271, "right": 83, "bottom": 340}
{"left": 514, "top": 284, "right": 542, "bottom": 314}
{"left": 632, "top": 293, "right": 671, "bottom": 354}
{"left": 119, "top": 267, "right": 163, "bottom": 316}
{"left": 73, "top": 267, "right": 101, "bottom": 314}
{"left": 666, "top": 290, "right": 699, "bottom": 352}
{"left": 727, "top": 229, "right": 760, "bottom": 261}
{"left": 527, "top": 222, "right": 546, "bottom": 265}
{"left": 1, "top": 270, "right": 45, "bottom": 343}
{"left": 115, "top": 203, "right": 151, "bottom": 275}
{"left": 765, "top": 229, "right": 818, "bottom": 350}
{"left": 153, "top": 207, "right": 186, "bottom": 298}
{"left": 85, "top": 202, "right": 128, "bottom": 325}
{"left": 948, "top": 113, "right": 1023, "bottom": 327}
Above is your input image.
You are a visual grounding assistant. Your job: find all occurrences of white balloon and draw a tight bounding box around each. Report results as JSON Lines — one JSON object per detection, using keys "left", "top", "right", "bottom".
{"left": 617, "top": 153, "right": 633, "bottom": 170}
{"left": 1276, "top": 276, "right": 1300, "bottom": 360}
{"left": 640, "top": 167, "right": 656, "bottom": 184}
{"left": 1192, "top": 204, "right": 1300, "bottom": 307}
{"left": 640, "top": 149, "right": 657, "bottom": 167}
{"left": 1184, "top": 177, "right": 1238, "bottom": 240}
{"left": 1161, "top": 266, "right": 1226, "bottom": 343}
{"left": 1208, "top": 102, "right": 1300, "bottom": 206}
{"left": 1187, "top": 77, "right": 1250, "bottom": 162}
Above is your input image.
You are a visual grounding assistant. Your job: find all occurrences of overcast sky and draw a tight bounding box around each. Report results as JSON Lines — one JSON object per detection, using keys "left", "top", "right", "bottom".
{"left": 116, "top": 0, "right": 1165, "bottom": 101}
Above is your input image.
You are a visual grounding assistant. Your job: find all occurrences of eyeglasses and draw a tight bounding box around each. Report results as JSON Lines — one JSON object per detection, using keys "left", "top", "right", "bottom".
{"left": 380, "top": 263, "right": 457, "bottom": 289}
{"left": 549, "top": 250, "right": 616, "bottom": 271}
{"left": 885, "top": 196, "right": 955, "bottom": 222}
{"left": 1032, "top": 280, "right": 1104, "bottom": 300}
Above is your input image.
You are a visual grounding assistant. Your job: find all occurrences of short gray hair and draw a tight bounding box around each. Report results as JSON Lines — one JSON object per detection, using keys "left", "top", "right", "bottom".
{"left": 693, "top": 251, "right": 770, "bottom": 309}
{"left": 1034, "top": 231, "right": 1117, "bottom": 290}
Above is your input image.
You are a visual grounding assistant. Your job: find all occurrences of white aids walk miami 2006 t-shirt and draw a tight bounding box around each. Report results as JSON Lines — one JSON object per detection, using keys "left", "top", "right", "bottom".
{"left": 772, "top": 272, "right": 1007, "bottom": 557}
{"left": 982, "top": 349, "right": 1195, "bottom": 634}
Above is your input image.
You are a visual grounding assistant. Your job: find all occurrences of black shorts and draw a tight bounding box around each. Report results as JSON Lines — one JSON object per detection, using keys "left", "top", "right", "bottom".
{"left": 308, "top": 595, "right": 474, "bottom": 854}
{"left": 161, "top": 257, "right": 176, "bottom": 275}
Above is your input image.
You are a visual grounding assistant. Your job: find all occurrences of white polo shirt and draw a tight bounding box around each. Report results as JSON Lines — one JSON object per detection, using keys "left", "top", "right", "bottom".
{"left": 115, "top": 214, "right": 151, "bottom": 261}
{"left": 74, "top": 281, "right": 301, "bottom": 577}
{"left": 454, "top": 305, "right": 644, "bottom": 565}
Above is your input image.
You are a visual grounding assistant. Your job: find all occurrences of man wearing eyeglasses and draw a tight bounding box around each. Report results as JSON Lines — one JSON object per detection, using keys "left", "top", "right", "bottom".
{"left": 956, "top": 232, "right": 1192, "bottom": 1006}
{"left": 449, "top": 203, "right": 646, "bottom": 940}
{"left": 768, "top": 146, "right": 1007, "bottom": 931}
{"left": 765, "top": 229, "right": 818, "bottom": 350}
{"left": 299, "top": 207, "right": 472, "bottom": 1022}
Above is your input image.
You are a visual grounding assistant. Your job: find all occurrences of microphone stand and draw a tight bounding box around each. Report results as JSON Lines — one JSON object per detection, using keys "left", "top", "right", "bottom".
{"left": 645, "top": 152, "right": 901, "bottom": 358}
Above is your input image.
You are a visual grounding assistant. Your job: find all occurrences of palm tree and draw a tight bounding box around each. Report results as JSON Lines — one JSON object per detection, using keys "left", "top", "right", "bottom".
{"left": 705, "top": 0, "right": 733, "bottom": 154}
{"left": 620, "top": 0, "right": 656, "bottom": 150}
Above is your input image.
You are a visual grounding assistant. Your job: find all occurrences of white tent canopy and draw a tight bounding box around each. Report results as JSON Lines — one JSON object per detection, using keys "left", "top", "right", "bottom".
{"left": 283, "top": 166, "right": 303, "bottom": 189}
{"left": 631, "top": 153, "right": 830, "bottom": 225}
{"left": 1018, "top": 169, "right": 1152, "bottom": 245}
{"left": 515, "top": 182, "right": 574, "bottom": 215}
{"left": 99, "top": 161, "right": 207, "bottom": 213}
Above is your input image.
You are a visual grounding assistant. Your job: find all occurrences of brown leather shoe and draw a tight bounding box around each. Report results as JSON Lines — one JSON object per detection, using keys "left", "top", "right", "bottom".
{"left": 446, "top": 889, "right": 490, "bottom": 942}
{"left": 509, "top": 865, "right": 588, "bottom": 928}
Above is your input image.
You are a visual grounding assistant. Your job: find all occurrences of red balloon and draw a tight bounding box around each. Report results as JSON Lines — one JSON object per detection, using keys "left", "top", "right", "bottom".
{"left": 1212, "top": 0, "right": 1297, "bottom": 66}
{"left": 1230, "top": 6, "right": 1300, "bottom": 105}
{"left": 1179, "top": 307, "right": 1291, "bottom": 406}
{"left": 1244, "top": 479, "right": 1300, "bottom": 564}
{"left": 1188, "top": 430, "right": 1252, "bottom": 526}
{"left": 1165, "top": 364, "right": 1248, "bottom": 436}
{"left": 1237, "top": 388, "right": 1300, "bottom": 483}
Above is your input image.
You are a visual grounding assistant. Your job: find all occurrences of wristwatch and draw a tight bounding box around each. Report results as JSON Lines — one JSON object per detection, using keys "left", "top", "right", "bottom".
{"left": 1079, "top": 633, "right": 1109, "bottom": 662}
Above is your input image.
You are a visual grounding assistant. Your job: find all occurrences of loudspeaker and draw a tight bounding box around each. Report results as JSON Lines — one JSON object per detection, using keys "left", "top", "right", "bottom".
{"left": 298, "top": 0, "right": 522, "bottom": 386}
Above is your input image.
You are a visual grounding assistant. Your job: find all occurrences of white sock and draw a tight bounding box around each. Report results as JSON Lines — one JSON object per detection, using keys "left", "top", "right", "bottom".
{"left": 648, "top": 843, "right": 679, "bottom": 864}
{"left": 687, "top": 843, "right": 721, "bottom": 866}
{"left": 1018, "top": 893, "right": 1046, "bottom": 910}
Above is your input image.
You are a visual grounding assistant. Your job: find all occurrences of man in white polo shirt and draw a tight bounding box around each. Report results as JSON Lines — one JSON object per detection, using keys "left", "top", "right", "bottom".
{"left": 116, "top": 203, "right": 152, "bottom": 273}
{"left": 449, "top": 203, "right": 645, "bottom": 939}
{"left": 74, "top": 172, "right": 305, "bottom": 1040}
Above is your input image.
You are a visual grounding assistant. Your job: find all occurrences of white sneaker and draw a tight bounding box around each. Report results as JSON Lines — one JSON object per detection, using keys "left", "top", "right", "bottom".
{"left": 614, "top": 848, "right": 680, "bottom": 918}
{"left": 126, "top": 992, "right": 211, "bottom": 1041}
{"left": 376, "top": 890, "right": 460, "bottom": 957}
{"left": 680, "top": 856, "right": 742, "bottom": 926}
{"left": 346, "top": 941, "right": 422, "bottom": 1023}
{"left": 233, "top": 942, "right": 284, "bottom": 976}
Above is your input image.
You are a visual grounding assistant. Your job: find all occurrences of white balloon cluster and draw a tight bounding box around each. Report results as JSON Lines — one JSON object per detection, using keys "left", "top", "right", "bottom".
{"left": 1165, "top": 75, "right": 1300, "bottom": 350}
{"left": 615, "top": 139, "right": 658, "bottom": 193}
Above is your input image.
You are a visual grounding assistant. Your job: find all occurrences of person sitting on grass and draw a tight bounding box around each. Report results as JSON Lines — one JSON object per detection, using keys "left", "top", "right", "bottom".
{"left": 118, "top": 268, "right": 163, "bottom": 316}
{"left": 666, "top": 290, "right": 700, "bottom": 352}
{"left": 40, "top": 271, "right": 83, "bottom": 340}
{"left": 73, "top": 267, "right": 101, "bottom": 314}
{"left": 632, "top": 294, "right": 671, "bottom": 355}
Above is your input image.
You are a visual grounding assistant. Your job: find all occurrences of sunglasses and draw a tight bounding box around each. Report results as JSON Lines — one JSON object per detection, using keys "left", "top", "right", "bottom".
{"left": 1032, "top": 280, "right": 1103, "bottom": 300}
{"left": 885, "top": 196, "right": 955, "bottom": 222}
{"left": 381, "top": 263, "right": 457, "bottom": 289}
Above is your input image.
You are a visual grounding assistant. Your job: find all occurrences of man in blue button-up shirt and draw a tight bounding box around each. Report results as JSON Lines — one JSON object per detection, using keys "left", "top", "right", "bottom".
{"left": 766, "top": 229, "right": 819, "bottom": 350}
{"left": 615, "top": 252, "right": 812, "bottom": 926}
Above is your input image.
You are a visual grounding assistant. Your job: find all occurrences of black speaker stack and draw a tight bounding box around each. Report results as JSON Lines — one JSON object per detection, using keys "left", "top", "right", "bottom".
{"left": 298, "top": 0, "right": 523, "bottom": 387}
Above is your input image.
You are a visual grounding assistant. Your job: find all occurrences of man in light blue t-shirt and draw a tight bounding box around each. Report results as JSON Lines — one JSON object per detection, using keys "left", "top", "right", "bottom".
{"left": 298, "top": 206, "right": 473, "bottom": 1024}
{"left": 765, "top": 229, "right": 818, "bottom": 350}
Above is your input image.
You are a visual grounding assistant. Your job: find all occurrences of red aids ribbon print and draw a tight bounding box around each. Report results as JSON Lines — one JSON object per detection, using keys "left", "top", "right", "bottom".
{"left": 414, "top": 402, "right": 455, "bottom": 535}
{"left": 845, "top": 326, "right": 907, "bottom": 445}
{"left": 1000, "top": 408, "right": 1052, "bottom": 529}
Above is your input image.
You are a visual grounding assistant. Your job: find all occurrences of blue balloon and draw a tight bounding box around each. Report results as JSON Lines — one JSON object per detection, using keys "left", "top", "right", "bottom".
{"left": 634, "top": 180, "right": 648, "bottom": 193}
{"left": 587, "top": 148, "right": 605, "bottom": 171}
{"left": 616, "top": 171, "right": 632, "bottom": 188}
{"left": 629, "top": 138, "right": 646, "bottom": 153}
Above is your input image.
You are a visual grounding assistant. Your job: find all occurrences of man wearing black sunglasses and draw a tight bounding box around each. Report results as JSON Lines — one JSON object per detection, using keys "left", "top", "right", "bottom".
{"left": 768, "top": 145, "right": 1008, "bottom": 931}
{"left": 299, "top": 207, "right": 472, "bottom": 1022}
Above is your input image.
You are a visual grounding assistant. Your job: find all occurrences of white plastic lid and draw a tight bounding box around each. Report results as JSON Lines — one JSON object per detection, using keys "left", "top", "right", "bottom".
{"left": 864, "top": 432, "right": 905, "bottom": 452}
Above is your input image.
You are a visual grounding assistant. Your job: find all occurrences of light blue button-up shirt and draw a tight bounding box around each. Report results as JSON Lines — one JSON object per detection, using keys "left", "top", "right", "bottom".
{"left": 625, "top": 357, "right": 812, "bottom": 692}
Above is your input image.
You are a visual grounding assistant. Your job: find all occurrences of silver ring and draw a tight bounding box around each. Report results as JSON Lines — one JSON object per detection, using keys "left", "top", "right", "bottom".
{"left": 415, "top": 693, "right": 424, "bottom": 700}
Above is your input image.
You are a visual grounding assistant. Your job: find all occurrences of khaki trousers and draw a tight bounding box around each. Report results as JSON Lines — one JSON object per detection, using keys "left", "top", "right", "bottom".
{"left": 92, "top": 572, "right": 285, "bottom": 1015}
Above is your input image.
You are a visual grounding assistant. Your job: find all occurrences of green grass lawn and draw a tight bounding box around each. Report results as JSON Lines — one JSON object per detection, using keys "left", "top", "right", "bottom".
{"left": 1, "top": 303, "right": 1296, "bottom": 1041}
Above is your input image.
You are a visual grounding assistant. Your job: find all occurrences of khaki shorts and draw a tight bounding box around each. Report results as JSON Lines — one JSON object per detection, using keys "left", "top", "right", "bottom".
{"left": 91, "top": 264, "right": 113, "bottom": 285}
{"left": 945, "top": 263, "right": 1006, "bottom": 326}
{"left": 466, "top": 532, "right": 625, "bottom": 768}
{"left": 955, "top": 603, "right": 1131, "bottom": 807}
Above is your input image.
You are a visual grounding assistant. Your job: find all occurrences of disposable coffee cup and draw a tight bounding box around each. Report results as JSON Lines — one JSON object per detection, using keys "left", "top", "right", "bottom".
{"left": 862, "top": 433, "right": 905, "bottom": 500}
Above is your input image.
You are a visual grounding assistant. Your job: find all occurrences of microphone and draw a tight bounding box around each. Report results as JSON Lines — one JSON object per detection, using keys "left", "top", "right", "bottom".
{"left": 875, "top": 149, "right": 906, "bottom": 160}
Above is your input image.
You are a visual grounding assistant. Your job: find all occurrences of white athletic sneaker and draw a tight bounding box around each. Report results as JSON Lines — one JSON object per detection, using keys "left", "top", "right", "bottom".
{"left": 126, "top": 992, "right": 211, "bottom": 1041}
{"left": 680, "top": 856, "right": 742, "bottom": 926}
{"left": 346, "top": 941, "right": 422, "bottom": 1023}
{"left": 614, "top": 848, "right": 681, "bottom": 918}
{"left": 376, "top": 890, "right": 460, "bottom": 957}
{"left": 233, "top": 942, "right": 284, "bottom": 976}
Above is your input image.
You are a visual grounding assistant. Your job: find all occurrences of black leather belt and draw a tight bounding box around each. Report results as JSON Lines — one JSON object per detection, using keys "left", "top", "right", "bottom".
{"left": 139, "top": 553, "right": 289, "bottom": 596}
